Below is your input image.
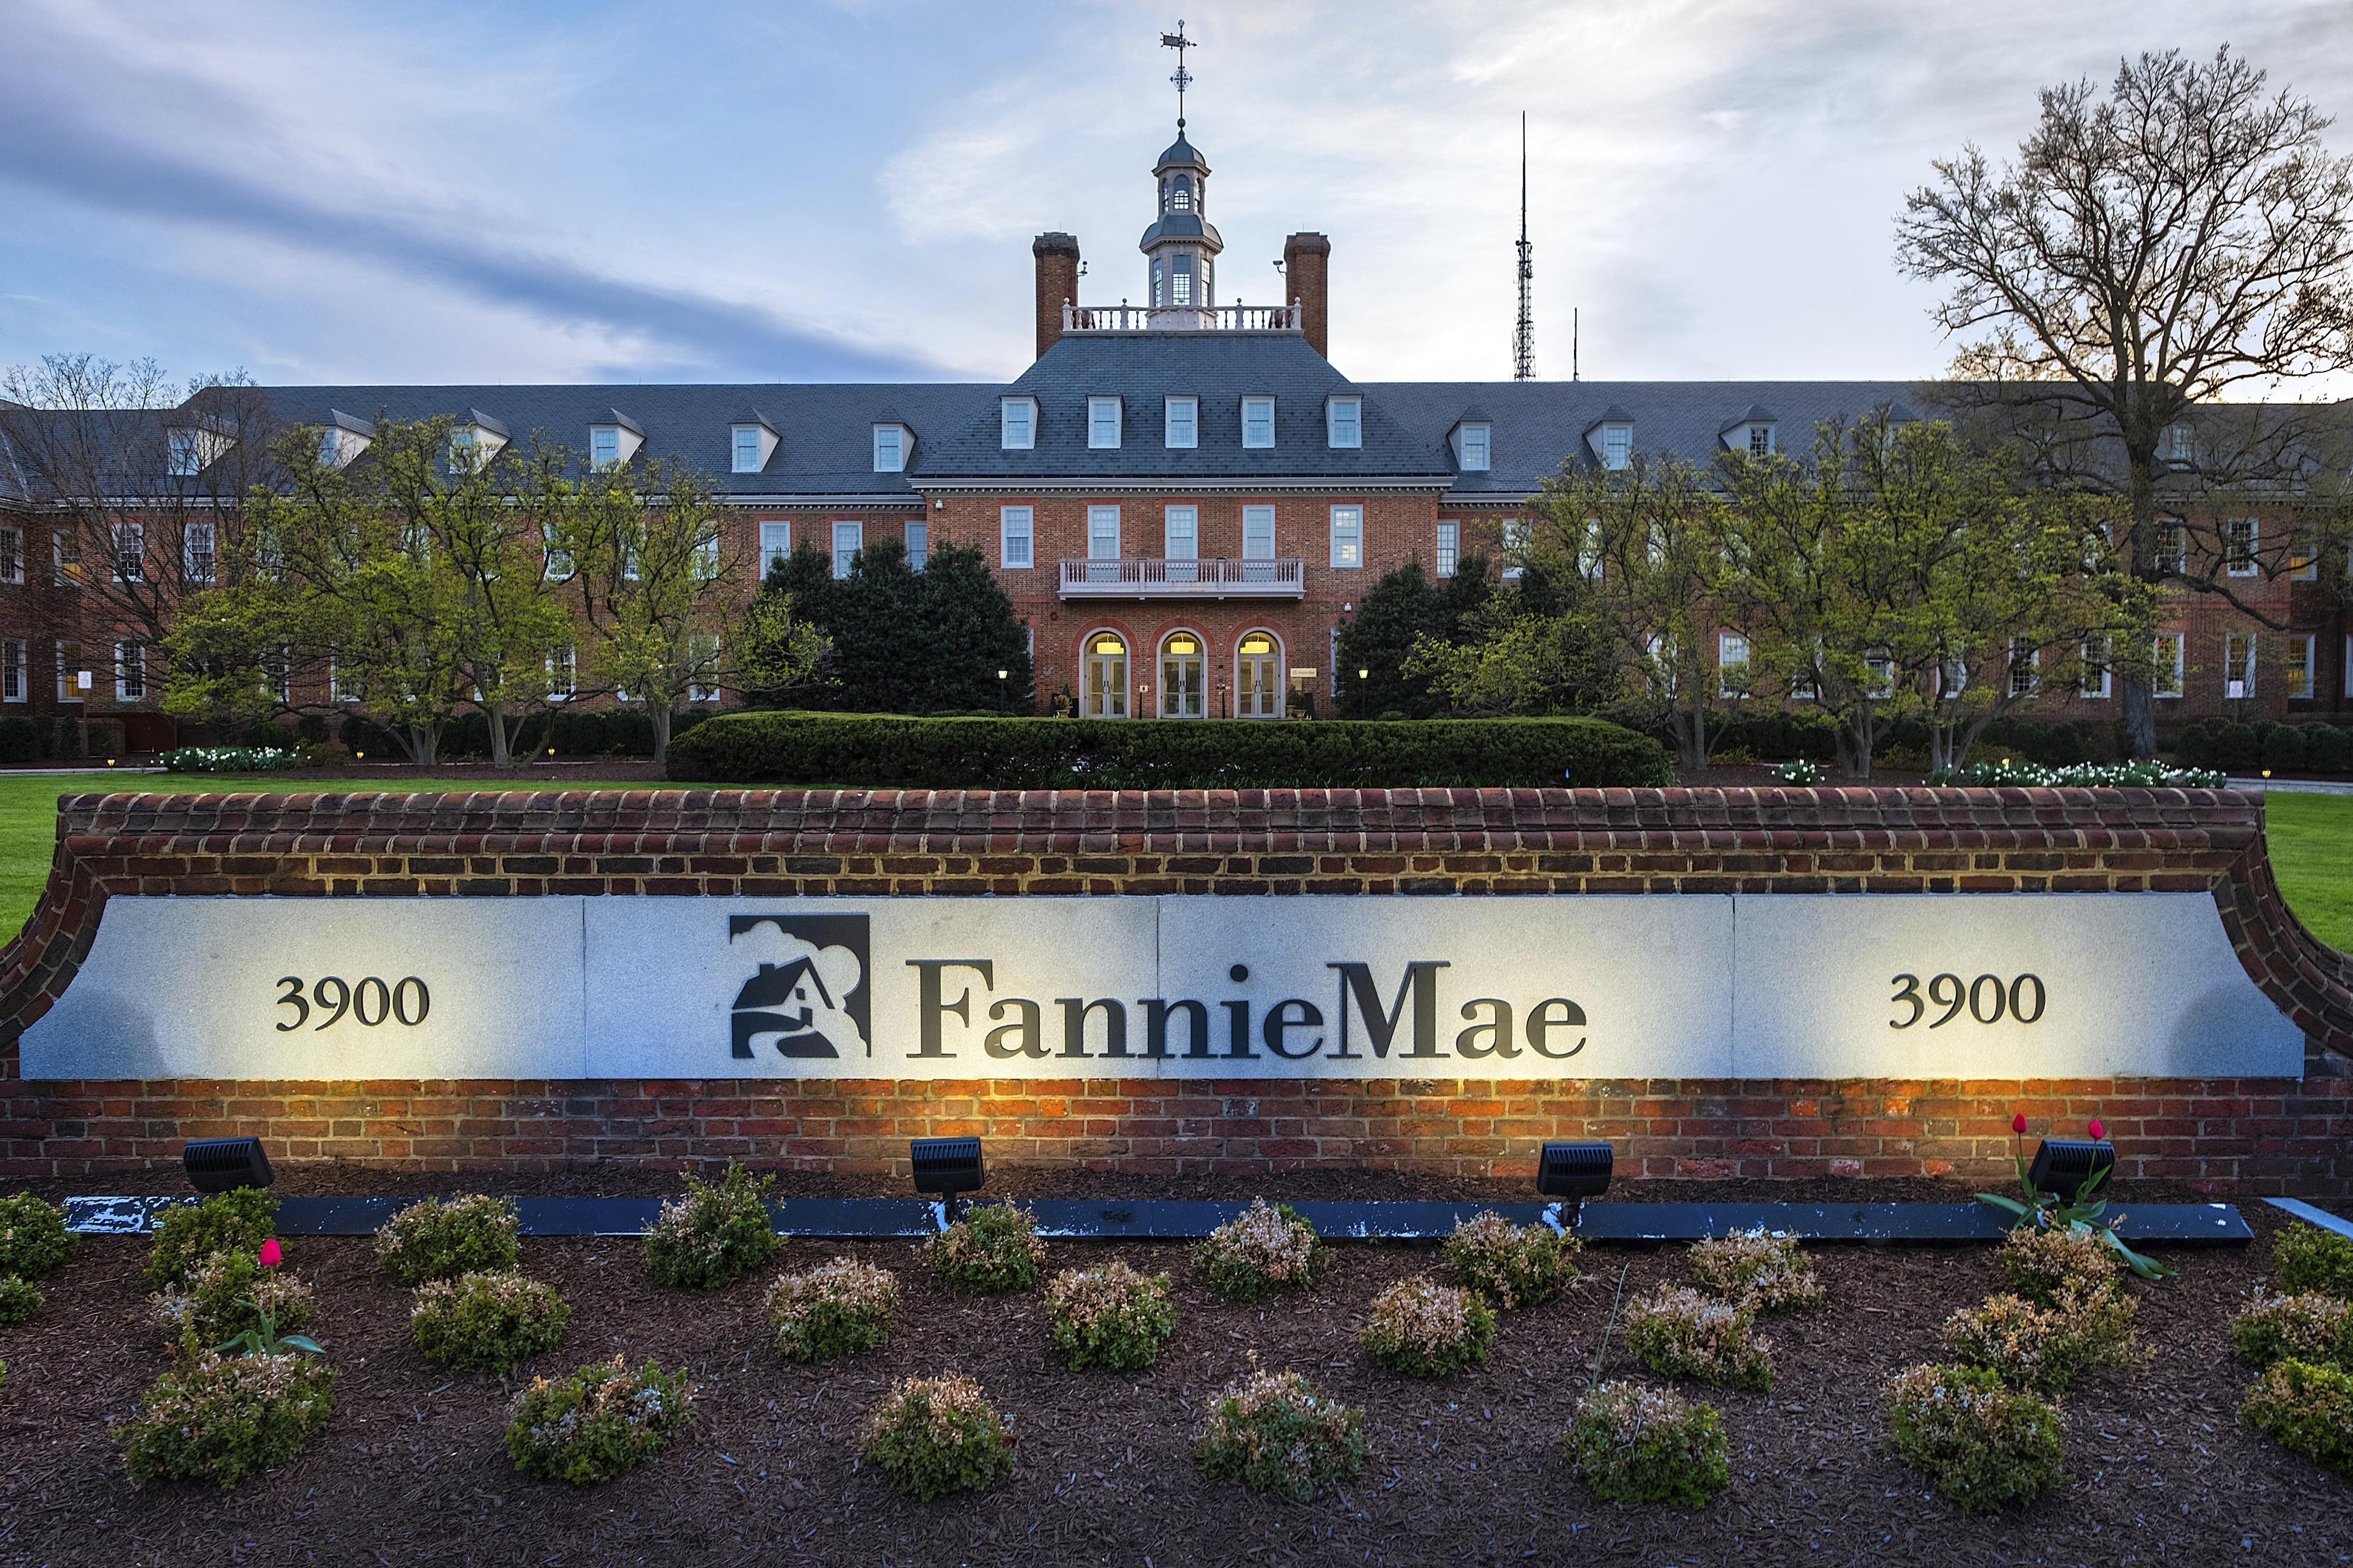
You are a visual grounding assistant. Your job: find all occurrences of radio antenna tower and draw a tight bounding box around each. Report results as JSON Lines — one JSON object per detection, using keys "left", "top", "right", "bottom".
{"left": 1513, "top": 112, "right": 1534, "bottom": 381}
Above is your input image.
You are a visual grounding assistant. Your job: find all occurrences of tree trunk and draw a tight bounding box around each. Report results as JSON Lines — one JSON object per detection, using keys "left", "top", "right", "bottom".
{"left": 650, "top": 705, "right": 673, "bottom": 768}
{"left": 484, "top": 698, "right": 511, "bottom": 767}
{"left": 2123, "top": 446, "right": 2162, "bottom": 759}
{"left": 399, "top": 722, "right": 440, "bottom": 767}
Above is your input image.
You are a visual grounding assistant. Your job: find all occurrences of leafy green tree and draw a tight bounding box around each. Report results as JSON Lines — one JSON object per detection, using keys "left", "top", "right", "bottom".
{"left": 1335, "top": 558, "right": 1491, "bottom": 718}
{"left": 752, "top": 538, "right": 1031, "bottom": 713}
{"left": 1399, "top": 565, "right": 1619, "bottom": 719}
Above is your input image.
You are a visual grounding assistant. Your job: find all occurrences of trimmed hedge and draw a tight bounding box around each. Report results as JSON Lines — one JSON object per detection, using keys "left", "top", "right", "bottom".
{"left": 665, "top": 711, "right": 1675, "bottom": 789}
{"left": 338, "top": 708, "right": 715, "bottom": 761}
{"left": 2171, "top": 719, "right": 2353, "bottom": 777}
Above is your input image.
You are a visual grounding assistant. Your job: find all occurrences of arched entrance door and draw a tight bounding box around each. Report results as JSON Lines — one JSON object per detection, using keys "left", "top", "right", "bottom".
{"left": 1083, "top": 632, "right": 1128, "bottom": 718}
{"left": 1160, "top": 632, "right": 1205, "bottom": 718}
{"left": 1236, "top": 631, "right": 1283, "bottom": 717}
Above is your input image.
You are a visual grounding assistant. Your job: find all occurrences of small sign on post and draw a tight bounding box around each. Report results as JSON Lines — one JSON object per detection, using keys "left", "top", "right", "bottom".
{"left": 1288, "top": 667, "right": 1317, "bottom": 679}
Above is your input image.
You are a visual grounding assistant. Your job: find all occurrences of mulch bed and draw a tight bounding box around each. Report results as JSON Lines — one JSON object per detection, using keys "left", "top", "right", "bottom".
{"left": 3, "top": 1172, "right": 2349, "bottom": 1566}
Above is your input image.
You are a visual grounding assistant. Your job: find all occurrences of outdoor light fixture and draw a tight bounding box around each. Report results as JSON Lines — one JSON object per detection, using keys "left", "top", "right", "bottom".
{"left": 1536, "top": 1140, "right": 1613, "bottom": 1201}
{"left": 2027, "top": 1137, "right": 2114, "bottom": 1202}
{"left": 183, "top": 1136, "right": 275, "bottom": 1194}
{"left": 910, "top": 1135, "right": 985, "bottom": 1222}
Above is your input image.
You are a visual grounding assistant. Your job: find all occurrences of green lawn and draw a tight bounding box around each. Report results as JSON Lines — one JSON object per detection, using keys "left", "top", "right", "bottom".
{"left": 0, "top": 772, "right": 650, "bottom": 942}
{"left": 1, "top": 772, "right": 2350, "bottom": 955}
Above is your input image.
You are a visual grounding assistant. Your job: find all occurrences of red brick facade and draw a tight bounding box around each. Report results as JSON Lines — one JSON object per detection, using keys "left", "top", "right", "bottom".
{"left": 3, "top": 786, "right": 2349, "bottom": 1191}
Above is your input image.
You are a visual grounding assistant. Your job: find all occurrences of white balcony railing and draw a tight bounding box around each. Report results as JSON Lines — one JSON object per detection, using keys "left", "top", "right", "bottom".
{"left": 1063, "top": 301, "right": 1301, "bottom": 333}
{"left": 1058, "top": 557, "right": 1306, "bottom": 598}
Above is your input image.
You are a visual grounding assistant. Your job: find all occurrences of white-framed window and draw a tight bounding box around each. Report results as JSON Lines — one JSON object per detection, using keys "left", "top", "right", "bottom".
{"left": 1164, "top": 396, "right": 1198, "bottom": 449}
{"left": 541, "top": 521, "right": 574, "bottom": 582}
{"left": 266, "top": 645, "right": 292, "bottom": 705}
{"left": 1435, "top": 521, "right": 1459, "bottom": 578}
{"left": 692, "top": 529, "right": 721, "bottom": 580}
{"left": 1000, "top": 506, "right": 1034, "bottom": 569}
{"left": 2153, "top": 631, "right": 2185, "bottom": 697}
{"left": 1718, "top": 632, "right": 1751, "bottom": 698}
{"left": 56, "top": 641, "right": 82, "bottom": 704}
{"left": 0, "top": 640, "right": 20, "bottom": 702}
{"left": 2226, "top": 517, "right": 2259, "bottom": 576}
{"left": 184, "top": 521, "right": 215, "bottom": 583}
{"left": 905, "top": 520, "right": 928, "bottom": 571}
{"left": 1163, "top": 505, "right": 1197, "bottom": 561}
{"left": 2079, "top": 639, "right": 2112, "bottom": 699}
{"left": 2225, "top": 630, "right": 2257, "bottom": 698}
{"left": 1171, "top": 253, "right": 1194, "bottom": 306}
{"left": 1645, "top": 633, "right": 1678, "bottom": 697}
{"left": 167, "top": 428, "right": 202, "bottom": 477}
{"left": 732, "top": 425, "right": 764, "bottom": 473}
{"left": 1501, "top": 517, "right": 1528, "bottom": 582}
{"left": 831, "top": 519, "right": 863, "bottom": 579}
{"left": 2165, "top": 423, "right": 2193, "bottom": 463}
{"left": 112, "top": 522, "right": 143, "bottom": 582}
{"left": 1000, "top": 397, "right": 1036, "bottom": 450}
{"left": 872, "top": 425, "right": 907, "bottom": 473}
{"left": 0, "top": 526, "right": 18, "bottom": 585}
{"left": 1087, "top": 396, "right": 1122, "bottom": 449}
{"left": 52, "top": 530, "right": 79, "bottom": 588}
{"left": 758, "top": 521, "right": 792, "bottom": 576}
{"left": 2291, "top": 524, "right": 2319, "bottom": 580}
{"left": 115, "top": 641, "right": 146, "bottom": 702}
{"left": 589, "top": 427, "right": 621, "bottom": 469}
{"left": 1457, "top": 423, "right": 1490, "bottom": 471}
{"left": 1241, "top": 504, "right": 1275, "bottom": 562}
{"left": 1241, "top": 397, "right": 1275, "bottom": 449}
{"left": 1598, "top": 423, "right": 1632, "bottom": 470}
{"left": 1326, "top": 396, "right": 1361, "bottom": 449}
{"left": 1087, "top": 504, "right": 1122, "bottom": 560}
{"left": 2154, "top": 519, "right": 2187, "bottom": 574}
{"left": 2007, "top": 636, "right": 2039, "bottom": 697}
{"left": 2288, "top": 633, "right": 2316, "bottom": 700}
{"left": 545, "top": 645, "right": 575, "bottom": 702}
{"left": 1747, "top": 423, "right": 1774, "bottom": 456}
{"left": 687, "top": 633, "right": 721, "bottom": 703}
{"left": 1328, "top": 505, "right": 1363, "bottom": 569}
{"left": 1938, "top": 656, "right": 1967, "bottom": 699}
{"left": 1863, "top": 651, "right": 1894, "bottom": 701}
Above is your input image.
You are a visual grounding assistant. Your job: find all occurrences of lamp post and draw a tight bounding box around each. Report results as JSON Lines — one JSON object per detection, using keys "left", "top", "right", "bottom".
{"left": 996, "top": 668, "right": 1007, "bottom": 717}
{"left": 1357, "top": 667, "right": 1369, "bottom": 720}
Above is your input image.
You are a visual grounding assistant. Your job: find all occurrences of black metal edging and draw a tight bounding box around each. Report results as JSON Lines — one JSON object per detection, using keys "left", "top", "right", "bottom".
{"left": 59, "top": 1194, "right": 2252, "bottom": 1244}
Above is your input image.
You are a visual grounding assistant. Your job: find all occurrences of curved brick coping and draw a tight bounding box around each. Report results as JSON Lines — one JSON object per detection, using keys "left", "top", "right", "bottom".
{"left": 3, "top": 786, "right": 2350, "bottom": 1187}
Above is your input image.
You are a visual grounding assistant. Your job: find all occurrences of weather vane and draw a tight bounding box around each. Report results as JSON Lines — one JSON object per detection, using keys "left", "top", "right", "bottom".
{"left": 1160, "top": 20, "right": 1193, "bottom": 129}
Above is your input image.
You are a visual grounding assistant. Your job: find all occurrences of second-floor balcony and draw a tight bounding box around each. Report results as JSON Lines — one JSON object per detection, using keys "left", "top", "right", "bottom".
{"left": 1063, "top": 301, "right": 1301, "bottom": 333}
{"left": 1059, "top": 557, "right": 1305, "bottom": 598}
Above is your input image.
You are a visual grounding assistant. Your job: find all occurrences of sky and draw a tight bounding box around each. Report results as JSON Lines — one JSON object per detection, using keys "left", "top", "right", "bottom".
{"left": 3, "top": 0, "right": 2352, "bottom": 395}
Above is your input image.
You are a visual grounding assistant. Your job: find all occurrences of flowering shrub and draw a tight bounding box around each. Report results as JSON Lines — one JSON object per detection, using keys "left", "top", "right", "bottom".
{"left": 1998, "top": 1227, "right": 2121, "bottom": 1308}
{"left": 148, "top": 1189, "right": 277, "bottom": 1291}
{"left": 162, "top": 746, "right": 300, "bottom": 774}
{"left": 1625, "top": 1286, "right": 1774, "bottom": 1390}
{"left": 149, "top": 1247, "right": 316, "bottom": 1354}
{"left": 374, "top": 1194, "right": 521, "bottom": 1285}
{"left": 1195, "top": 1200, "right": 1327, "bottom": 1303}
{"left": 1774, "top": 759, "right": 1822, "bottom": 785}
{"left": 504, "top": 1355, "right": 696, "bottom": 1485}
{"left": 1442, "top": 1212, "right": 1579, "bottom": 1309}
{"left": 766, "top": 1257, "right": 899, "bottom": 1363}
{"left": 1360, "top": 1276, "right": 1495, "bottom": 1377}
{"left": 0, "top": 1193, "right": 75, "bottom": 1280}
{"left": 1961, "top": 758, "right": 2225, "bottom": 789}
{"left": 1045, "top": 1261, "right": 1177, "bottom": 1371}
{"left": 2239, "top": 1358, "right": 2353, "bottom": 1477}
{"left": 0, "top": 1274, "right": 40, "bottom": 1328}
{"left": 2231, "top": 1290, "right": 2353, "bottom": 1372}
{"left": 642, "top": 1165, "right": 779, "bottom": 1289}
{"left": 927, "top": 1203, "right": 1050, "bottom": 1295}
{"left": 412, "top": 1271, "right": 571, "bottom": 1373}
{"left": 1194, "top": 1368, "right": 1368, "bottom": 1502}
{"left": 1563, "top": 1380, "right": 1730, "bottom": 1507}
{"left": 1688, "top": 1229, "right": 1823, "bottom": 1315}
{"left": 859, "top": 1372, "right": 1017, "bottom": 1499}
{"left": 117, "top": 1350, "right": 340, "bottom": 1490}
{"left": 2277, "top": 1222, "right": 2353, "bottom": 1299}
{"left": 1940, "top": 1283, "right": 2137, "bottom": 1396}
{"left": 1883, "top": 1363, "right": 2064, "bottom": 1513}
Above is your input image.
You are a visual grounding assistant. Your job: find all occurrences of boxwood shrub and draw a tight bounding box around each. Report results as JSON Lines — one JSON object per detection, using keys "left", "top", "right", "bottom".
{"left": 666, "top": 711, "right": 1675, "bottom": 789}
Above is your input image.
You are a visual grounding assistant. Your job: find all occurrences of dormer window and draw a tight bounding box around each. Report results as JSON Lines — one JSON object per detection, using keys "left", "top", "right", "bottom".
{"left": 1088, "top": 396, "right": 1123, "bottom": 449}
{"left": 1600, "top": 424, "right": 1632, "bottom": 470}
{"left": 2165, "top": 423, "right": 2194, "bottom": 463}
{"left": 317, "top": 412, "right": 371, "bottom": 470}
{"left": 1165, "top": 395, "right": 1198, "bottom": 449}
{"left": 1748, "top": 425, "right": 1772, "bottom": 455}
{"left": 733, "top": 428, "right": 761, "bottom": 471}
{"left": 166, "top": 426, "right": 231, "bottom": 478}
{"left": 316, "top": 429, "right": 341, "bottom": 468}
{"left": 449, "top": 411, "right": 509, "bottom": 472}
{"left": 587, "top": 412, "right": 644, "bottom": 471}
{"left": 1456, "top": 422, "right": 1491, "bottom": 471}
{"left": 732, "top": 414, "right": 779, "bottom": 474}
{"left": 1326, "top": 396, "right": 1362, "bottom": 449}
{"left": 872, "top": 423, "right": 909, "bottom": 473}
{"left": 1000, "top": 397, "right": 1038, "bottom": 450}
{"left": 1241, "top": 396, "right": 1275, "bottom": 449}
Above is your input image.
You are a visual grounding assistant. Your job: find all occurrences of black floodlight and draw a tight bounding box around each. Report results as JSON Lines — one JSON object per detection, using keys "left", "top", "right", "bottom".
{"left": 1536, "top": 1140, "right": 1613, "bottom": 1201}
{"left": 911, "top": 1136, "right": 985, "bottom": 1222}
{"left": 2026, "top": 1138, "right": 2114, "bottom": 1203}
{"left": 183, "top": 1136, "right": 274, "bottom": 1194}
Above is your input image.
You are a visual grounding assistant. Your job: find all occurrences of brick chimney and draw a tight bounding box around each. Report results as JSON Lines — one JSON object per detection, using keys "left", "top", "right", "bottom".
{"left": 1033, "top": 232, "right": 1081, "bottom": 358}
{"left": 1284, "top": 232, "right": 1330, "bottom": 357}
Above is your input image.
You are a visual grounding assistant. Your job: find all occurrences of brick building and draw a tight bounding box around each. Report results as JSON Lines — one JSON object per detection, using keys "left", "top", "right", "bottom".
{"left": 0, "top": 118, "right": 2345, "bottom": 747}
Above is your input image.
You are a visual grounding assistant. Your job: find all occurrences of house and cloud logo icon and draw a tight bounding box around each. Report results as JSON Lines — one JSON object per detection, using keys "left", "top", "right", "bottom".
{"left": 728, "top": 915, "right": 871, "bottom": 1059}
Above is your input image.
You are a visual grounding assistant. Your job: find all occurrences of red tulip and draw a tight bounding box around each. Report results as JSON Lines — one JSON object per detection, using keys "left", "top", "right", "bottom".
{"left": 2011, "top": 1113, "right": 2028, "bottom": 1135}
{"left": 2088, "top": 1119, "right": 2106, "bottom": 1141}
{"left": 258, "top": 1238, "right": 283, "bottom": 1268}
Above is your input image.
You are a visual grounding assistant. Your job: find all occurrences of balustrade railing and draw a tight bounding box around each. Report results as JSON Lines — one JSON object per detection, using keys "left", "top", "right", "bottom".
{"left": 1062, "top": 301, "right": 1301, "bottom": 333}
{"left": 1057, "top": 557, "right": 1306, "bottom": 597}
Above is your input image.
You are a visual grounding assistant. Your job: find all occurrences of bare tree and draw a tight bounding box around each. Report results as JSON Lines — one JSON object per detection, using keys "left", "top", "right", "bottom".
{"left": 1896, "top": 46, "right": 2353, "bottom": 753}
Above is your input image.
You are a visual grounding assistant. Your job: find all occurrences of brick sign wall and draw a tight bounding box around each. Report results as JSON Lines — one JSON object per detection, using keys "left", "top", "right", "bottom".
{"left": 3, "top": 786, "right": 2350, "bottom": 1191}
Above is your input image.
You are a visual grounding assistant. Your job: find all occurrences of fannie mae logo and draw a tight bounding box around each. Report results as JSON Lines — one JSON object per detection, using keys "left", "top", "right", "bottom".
{"left": 729, "top": 915, "right": 870, "bottom": 1059}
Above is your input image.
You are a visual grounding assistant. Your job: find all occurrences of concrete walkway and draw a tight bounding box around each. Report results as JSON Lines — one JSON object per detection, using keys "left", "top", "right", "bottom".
{"left": 2229, "top": 778, "right": 2353, "bottom": 795}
